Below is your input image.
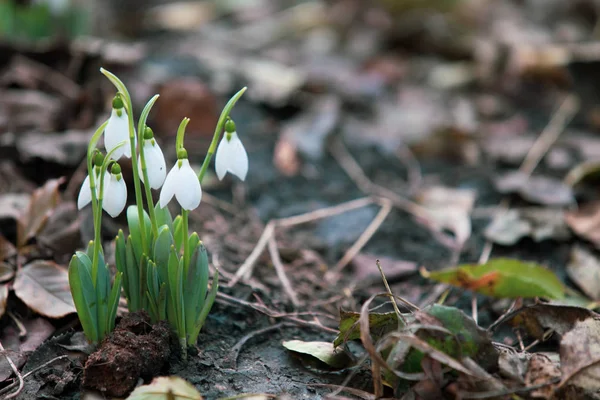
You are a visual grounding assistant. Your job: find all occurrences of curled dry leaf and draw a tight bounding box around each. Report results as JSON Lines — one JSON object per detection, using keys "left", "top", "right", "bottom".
{"left": 560, "top": 317, "right": 600, "bottom": 393}
{"left": 416, "top": 185, "right": 476, "bottom": 249}
{"left": 13, "top": 260, "right": 76, "bottom": 318}
{"left": 484, "top": 208, "right": 570, "bottom": 246}
{"left": 502, "top": 304, "right": 596, "bottom": 339}
{"left": 17, "top": 177, "right": 65, "bottom": 248}
{"left": 565, "top": 201, "right": 600, "bottom": 249}
{"left": 567, "top": 246, "right": 600, "bottom": 301}
{"left": 494, "top": 171, "right": 574, "bottom": 206}
{"left": 282, "top": 340, "right": 354, "bottom": 370}
{"left": 126, "top": 376, "right": 203, "bottom": 400}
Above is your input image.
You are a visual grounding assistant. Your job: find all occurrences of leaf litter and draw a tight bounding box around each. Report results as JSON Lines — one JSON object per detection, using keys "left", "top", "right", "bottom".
{"left": 6, "top": 0, "right": 600, "bottom": 399}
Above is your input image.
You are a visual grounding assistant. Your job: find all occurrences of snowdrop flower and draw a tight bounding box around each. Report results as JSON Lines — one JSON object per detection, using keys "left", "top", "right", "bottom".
{"left": 104, "top": 95, "right": 135, "bottom": 160}
{"left": 102, "top": 163, "right": 127, "bottom": 218}
{"left": 215, "top": 119, "right": 248, "bottom": 181}
{"left": 77, "top": 151, "right": 104, "bottom": 210}
{"left": 138, "top": 126, "right": 166, "bottom": 189}
{"left": 159, "top": 149, "right": 202, "bottom": 210}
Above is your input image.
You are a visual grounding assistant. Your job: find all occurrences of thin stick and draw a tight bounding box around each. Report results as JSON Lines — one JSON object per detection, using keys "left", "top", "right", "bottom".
{"left": 520, "top": 94, "right": 578, "bottom": 176}
{"left": 0, "top": 340, "right": 23, "bottom": 399}
{"left": 268, "top": 236, "right": 301, "bottom": 307}
{"left": 330, "top": 199, "right": 393, "bottom": 276}
{"left": 230, "top": 197, "right": 374, "bottom": 286}
{"left": 224, "top": 322, "right": 291, "bottom": 369}
{"left": 376, "top": 260, "right": 405, "bottom": 324}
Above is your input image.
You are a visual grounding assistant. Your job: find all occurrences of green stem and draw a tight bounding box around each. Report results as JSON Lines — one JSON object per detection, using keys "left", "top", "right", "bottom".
{"left": 176, "top": 118, "right": 190, "bottom": 153}
{"left": 181, "top": 209, "right": 189, "bottom": 269}
{"left": 197, "top": 87, "right": 247, "bottom": 184}
{"left": 137, "top": 95, "right": 160, "bottom": 238}
{"left": 86, "top": 121, "right": 108, "bottom": 287}
{"left": 100, "top": 68, "right": 148, "bottom": 256}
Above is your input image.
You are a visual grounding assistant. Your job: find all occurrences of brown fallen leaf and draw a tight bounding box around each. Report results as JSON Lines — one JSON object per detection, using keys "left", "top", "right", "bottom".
{"left": 524, "top": 353, "right": 561, "bottom": 399}
{"left": 273, "top": 133, "right": 301, "bottom": 177}
{"left": 351, "top": 253, "right": 417, "bottom": 286}
{"left": 560, "top": 317, "right": 600, "bottom": 393}
{"left": 567, "top": 246, "right": 600, "bottom": 301}
{"left": 495, "top": 171, "right": 574, "bottom": 206}
{"left": 485, "top": 208, "right": 570, "bottom": 246}
{"left": 17, "top": 177, "right": 65, "bottom": 248}
{"left": 13, "top": 260, "right": 76, "bottom": 318}
{"left": 502, "top": 304, "right": 596, "bottom": 339}
{"left": 565, "top": 201, "right": 600, "bottom": 249}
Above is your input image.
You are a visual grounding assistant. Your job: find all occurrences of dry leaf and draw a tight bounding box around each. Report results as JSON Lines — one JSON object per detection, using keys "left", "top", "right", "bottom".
{"left": 565, "top": 201, "right": 600, "bottom": 248}
{"left": 17, "top": 177, "right": 64, "bottom": 248}
{"left": 13, "top": 260, "right": 76, "bottom": 318}
{"left": 127, "top": 376, "right": 203, "bottom": 400}
{"left": 524, "top": 354, "right": 560, "bottom": 399}
{"left": 560, "top": 317, "right": 600, "bottom": 392}
{"left": 495, "top": 171, "right": 574, "bottom": 206}
{"left": 485, "top": 208, "right": 570, "bottom": 245}
{"left": 567, "top": 247, "right": 600, "bottom": 301}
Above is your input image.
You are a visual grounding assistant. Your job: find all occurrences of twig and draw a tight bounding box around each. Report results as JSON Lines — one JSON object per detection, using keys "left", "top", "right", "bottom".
{"left": 396, "top": 144, "right": 422, "bottom": 196}
{"left": 0, "top": 339, "right": 23, "bottom": 399}
{"left": 230, "top": 197, "right": 374, "bottom": 286}
{"left": 268, "top": 236, "right": 301, "bottom": 307}
{"left": 329, "top": 199, "right": 393, "bottom": 276}
{"left": 0, "top": 355, "right": 69, "bottom": 397}
{"left": 376, "top": 260, "right": 405, "bottom": 324}
{"left": 216, "top": 291, "right": 338, "bottom": 334}
{"left": 202, "top": 192, "right": 239, "bottom": 214}
{"left": 7, "top": 311, "right": 27, "bottom": 338}
{"left": 223, "top": 322, "right": 291, "bottom": 369}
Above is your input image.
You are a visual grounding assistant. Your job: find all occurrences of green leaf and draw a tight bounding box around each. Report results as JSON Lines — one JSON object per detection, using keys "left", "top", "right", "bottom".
{"left": 154, "top": 203, "right": 173, "bottom": 233}
{"left": 334, "top": 310, "right": 403, "bottom": 347}
{"left": 154, "top": 225, "right": 174, "bottom": 271}
{"left": 190, "top": 269, "right": 218, "bottom": 345}
{"left": 127, "top": 205, "right": 152, "bottom": 262}
{"left": 107, "top": 271, "right": 122, "bottom": 333}
{"left": 115, "top": 230, "right": 129, "bottom": 300}
{"left": 283, "top": 340, "right": 353, "bottom": 370}
{"left": 185, "top": 233, "right": 200, "bottom": 275}
{"left": 173, "top": 215, "right": 183, "bottom": 254}
{"left": 95, "top": 247, "right": 110, "bottom": 340}
{"left": 68, "top": 253, "right": 98, "bottom": 343}
{"left": 125, "top": 236, "right": 141, "bottom": 311}
{"left": 184, "top": 242, "right": 208, "bottom": 341}
{"left": 422, "top": 258, "right": 565, "bottom": 299}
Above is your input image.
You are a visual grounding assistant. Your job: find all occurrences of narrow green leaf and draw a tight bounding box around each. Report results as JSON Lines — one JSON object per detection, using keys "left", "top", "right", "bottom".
{"left": 115, "top": 230, "right": 129, "bottom": 300}
{"left": 107, "top": 272, "right": 122, "bottom": 333}
{"left": 190, "top": 269, "right": 218, "bottom": 345}
{"left": 95, "top": 249, "right": 110, "bottom": 340}
{"left": 422, "top": 258, "right": 565, "bottom": 299}
{"left": 125, "top": 236, "right": 140, "bottom": 311}
{"left": 127, "top": 205, "right": 152, "bottom": 262}
{"left": 184, "top": 243, "right": 208, "bottom": 338}
{"left": 173, "top": 215, "right": 183, "bottom": 254}
{"left": 154, "top": 201, "right": 173, "bottom": 233}
{"left": 154, "top": 225, "right": 174, "bottom": 272}
{"left": 68, "top": 253, "right": 98, "bottom": 343}
{"left": 185, "top": 233, "right": 200, "bottom": 276}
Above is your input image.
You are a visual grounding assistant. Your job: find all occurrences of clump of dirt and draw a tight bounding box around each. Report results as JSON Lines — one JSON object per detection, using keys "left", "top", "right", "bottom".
{"left": 82, "top": 311, "right": 174, "bottom": 397}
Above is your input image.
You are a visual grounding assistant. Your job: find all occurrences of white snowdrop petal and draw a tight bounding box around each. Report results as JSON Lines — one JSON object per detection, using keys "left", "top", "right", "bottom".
{"left": 103, "top": 175, "right": 128, "bottom": 218}
{"left": 159, "top": 163, "right": 179, "bottom": 208}
{"left": 105, "top": 109, "right": 132, "bottom": 160}
{"left": 175, "top": 160, "right": 202, "bottom": 210}
{"left": 229, "top": 132, "right": 248, "bottom": 181}
{"left": 144, "top": 140, "right": 167, "bottom": 189}
{"left": 77, "top": 175, "right": 92, "bottom": 210}
{"left": 215, "top": 136, "right": 229, "bottom": 180}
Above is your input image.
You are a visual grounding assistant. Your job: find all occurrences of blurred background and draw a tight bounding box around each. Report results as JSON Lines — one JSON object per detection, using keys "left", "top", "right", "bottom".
{"left": 2, "top": 0, "right": 600, "bottom": 271}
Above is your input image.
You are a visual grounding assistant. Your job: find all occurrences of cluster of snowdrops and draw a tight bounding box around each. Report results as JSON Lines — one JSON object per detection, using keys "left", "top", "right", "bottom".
{"left": 68, "top": 69, "right": 247, "bottom": 356}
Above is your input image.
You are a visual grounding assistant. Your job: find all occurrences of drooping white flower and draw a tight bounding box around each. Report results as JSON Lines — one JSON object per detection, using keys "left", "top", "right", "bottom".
{"left": 138, "top": 132, "right": 166, "bottom": 189}
{"left": 102, "top": 165, "right": 127, "bottom": 218}
{"left": 104, "top": 96, "right": 135, "bottom": 160}
{"left": 77, "top": 174, "right": 95, "bottom": 210}
{"left": 215, "top": 120, "right": 248, "bottom": 181}
{"left": 159, "top": 155, "right": 202, "bottom": 210}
